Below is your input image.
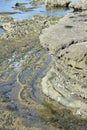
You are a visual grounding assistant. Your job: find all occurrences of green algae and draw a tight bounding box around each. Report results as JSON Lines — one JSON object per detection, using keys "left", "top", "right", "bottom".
{"left": 0, "top": 31, "right": 50, "bottom": 129}
{"left": 39, "top": 99, "right": 87, "bottom": 130}
{"left": 0, "top": 110, "right": 42, "bottom": 130}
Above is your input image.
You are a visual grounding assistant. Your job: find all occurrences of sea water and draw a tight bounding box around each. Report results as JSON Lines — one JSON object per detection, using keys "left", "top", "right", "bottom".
{"left": 0, "top": 0, "right": 76, "bottom": 20}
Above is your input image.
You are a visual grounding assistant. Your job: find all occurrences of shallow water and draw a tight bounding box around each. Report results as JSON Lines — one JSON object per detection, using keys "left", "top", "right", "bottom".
{"left": 30, "top": 55, "right": 52, "bottom": 103}
{"left": 0, "top": 28, "right": 4, "bottom": 34}
{"left": 0, "top": 0, "right": 74, "bottom": 20}
{"left": 0, "top": 42, "right": 53, "bottom": 129}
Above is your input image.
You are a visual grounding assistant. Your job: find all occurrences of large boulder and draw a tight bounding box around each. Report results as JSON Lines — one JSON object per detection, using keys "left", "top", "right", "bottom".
{"left": 69, "top": 0, "right": 87, "bottom": 11}
{"left": 40, "top": 11, "right": 87, "bottom": 116}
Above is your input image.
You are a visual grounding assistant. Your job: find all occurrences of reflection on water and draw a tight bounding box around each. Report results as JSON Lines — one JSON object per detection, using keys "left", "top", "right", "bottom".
{"left": 0, "top": 0, "right": 74, "bottom": 20}
{"left": 46, "top": 6, "right": 73, "bottom": 16}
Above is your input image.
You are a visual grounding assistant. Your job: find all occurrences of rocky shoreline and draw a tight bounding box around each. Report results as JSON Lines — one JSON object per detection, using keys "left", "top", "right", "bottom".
{"left": 0, "top": 15, "right": 60, "bottom": 39}
{"left": 45, "top": 0, "right": 87, "bottom": 11}
{"left": 40, "top": 9, "right": 87, "bottom": 116}
{"left": 0, "top": 14, "right": 60, "bottom": 62}
{"left": 0, "top": 0, "right": 87, "bottom": 129}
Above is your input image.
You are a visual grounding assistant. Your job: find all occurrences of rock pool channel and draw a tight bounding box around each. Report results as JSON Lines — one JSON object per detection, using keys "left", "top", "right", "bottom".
{"left": 0, "top": 0, "right": 87, "bottom": 130}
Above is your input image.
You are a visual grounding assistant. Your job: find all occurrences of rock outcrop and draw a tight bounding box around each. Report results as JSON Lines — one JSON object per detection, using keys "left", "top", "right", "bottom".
{"left": 69, "top": 0, "right": 87, "bottom": 11}
{"left": 40, "top": 11, "right": 87, "bottom": 116}
{"left": 1, "top": 15, "right": 59, "bottom": 39}
{"left": 45, "top": 0, "right": 71, "bottom": 7}
{"left": 45, "top": 0, "right": 87, "bottom": 11}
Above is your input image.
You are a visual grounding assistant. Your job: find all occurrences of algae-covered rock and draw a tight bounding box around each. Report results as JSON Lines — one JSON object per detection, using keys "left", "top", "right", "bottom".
{"left": 0, "top": 15, "right": 13, "bottom": 22}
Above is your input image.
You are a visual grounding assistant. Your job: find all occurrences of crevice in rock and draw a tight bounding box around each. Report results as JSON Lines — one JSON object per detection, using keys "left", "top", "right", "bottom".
{"left": 67, "top": 64, "right": 73, "bottom": 67}
{"left": 56, "top": 40, "right": 78, "bottom": 53}
{"left": 65, "top": 25, "right": 73, "bottom": 28}
{"left": 74, "top": 93, "right": 87, "bottom": 104}
{"left": 69, "top": 40, "right": 77, "bottom": 46}
{"left": 74, "top": 67, "right": 84, "bottom": 71}
{"left": 65, "top": 2, "right": 71, "bottom": 8}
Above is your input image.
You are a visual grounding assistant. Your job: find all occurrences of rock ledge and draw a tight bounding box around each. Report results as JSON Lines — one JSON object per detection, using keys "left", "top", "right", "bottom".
{"left": 40, "top": 11, "right": 87, "bottom": 116}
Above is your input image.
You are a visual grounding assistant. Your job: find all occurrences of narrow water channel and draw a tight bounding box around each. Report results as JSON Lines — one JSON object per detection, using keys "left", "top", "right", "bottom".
{"left": 30, "top": 55, "right": 52, "bottom": 103}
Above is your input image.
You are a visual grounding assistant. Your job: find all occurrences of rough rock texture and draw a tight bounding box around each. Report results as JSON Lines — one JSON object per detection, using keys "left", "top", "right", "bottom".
{"left": 1, "top": 15, "right": 60, "bottom": 39}
{"left": 40, "top": 11, "right": 87, "bottom": 116}
{"left": 0, "top": 15, "right": 13, "bottom": 22}
{"left": 45, "top": 0, "right": 87, "bottom": 11}
{"left": 45, "top": 0, "right": 71, "bottom": 7}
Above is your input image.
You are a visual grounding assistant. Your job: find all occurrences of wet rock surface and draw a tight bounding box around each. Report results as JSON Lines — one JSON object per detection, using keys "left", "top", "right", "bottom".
{"left": 40, "top": 11, "right": 87, "bottom": 117}
{"left": 0, "top": 14, "right": 65, "bottom": 130}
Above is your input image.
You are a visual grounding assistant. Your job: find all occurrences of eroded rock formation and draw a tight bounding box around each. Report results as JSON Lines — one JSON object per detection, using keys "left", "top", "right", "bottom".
{"left": 40, "top": 11, "right": 87, "bottom": 116}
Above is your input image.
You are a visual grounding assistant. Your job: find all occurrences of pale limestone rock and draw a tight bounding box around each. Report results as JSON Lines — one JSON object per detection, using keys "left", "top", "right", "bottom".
{"left": 40, "top": 11, "right": 87, "bottom": 116}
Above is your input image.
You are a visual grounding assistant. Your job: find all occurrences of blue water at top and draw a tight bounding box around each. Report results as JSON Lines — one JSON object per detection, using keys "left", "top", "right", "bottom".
{"left": 0, "top": 0, "right": 79, "bottom": 20}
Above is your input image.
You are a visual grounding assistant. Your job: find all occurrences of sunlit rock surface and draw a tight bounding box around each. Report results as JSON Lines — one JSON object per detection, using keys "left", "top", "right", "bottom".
{"left": 40, "top": 11, "right": 87, "bottom": 116}
{"left": 69, "top": 0, "right": 87, "bottom": 10}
